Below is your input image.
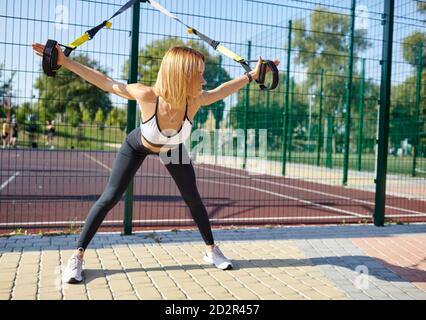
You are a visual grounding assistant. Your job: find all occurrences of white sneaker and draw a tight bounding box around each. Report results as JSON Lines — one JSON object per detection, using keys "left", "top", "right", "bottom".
{"left": 203, "top": 245, "right": 233, "bottom": 270}
{"left": 63, "top": 253, "right": 84, "bottom": 284}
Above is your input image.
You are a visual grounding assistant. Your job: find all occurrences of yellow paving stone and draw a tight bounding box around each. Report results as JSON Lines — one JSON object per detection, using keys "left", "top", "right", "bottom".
{"left": 128, "top": 277, "right": 153, "bottom": 285}
{"left": 0, "top": 292, "right": 11, "bottom": 300}
{"left": 234, "top": 276, "right": 261, "bottom": 284}
{"left": 282, "top": 293, "right": 306, "bottom": 300}
{"left": 14, "top": 278, "right": 38, "bottom": 286}
{"left": 88, "top": 291, "right": 114, "bottom": 300}
{"left": 38, "top": 289, "right": 62, "bottom": 297}
{"left": 270, "top": 286, "right": 299, "bottom": 296}
{"left": 222, "top": 281, "right": 245, "bottom": 289}
{"left": 230, "top": 290, "right": 260, "bottom": 300}
{"left": 106, "top": 273, "right": 128, "bottom": 281}
{"left": 288, "top": 283, "right": 316, "bottom": 293}
{"left": 314, "top": 285, "right": 346, "bottom": 298}
{"left": 186, "top": 292, "right": 213, "bottom": 300}
{"left": 271, "top": 275, "right": 301, "bottom": 285}
{"left": 300, "top": 279, "right": 329, "bottom": 287}
{"left": 0, "top": 274, "right": 17, "bottom": 282}
{"left": 12, "top": 295, "right": 37, "bottom": 300}
{"left": 0, "top": 281, "right": 14, "bottom": 289}
{"left": 86, "top": 283, "right": 110, "bottom": 291}
{"left": 178, "top": 283, "right": 205, "bottom": 294}
{"left": 38, "top": 292, "right": 62, "bottom": 300}
{"left": 192, "top": 276, "right": 219, "bottom": 286}
{"left": 63, "top": 287, "right": 87, "bottom": 295}
{"left": 64, "top": 295, "right": 88, "bottom": 300}
{"left": 162, "top": 289, "right": 187, "bottom": 300}
{"left": 151, "top": 277, "right": 177, "bottom": 288}
{"left": 136, "top": 289, "right": 163, "bottom": 300}
{"left": 108, "top": 281, "right": 134, "bottom": 293}
{"left": 244, "top": 284, "right": 274, "bottom": 295}
{"left": 302, "top": 291, "right": 331, "bottom": 300}
{"left": 114, "top": 295, "right": 139, "bottom": 300}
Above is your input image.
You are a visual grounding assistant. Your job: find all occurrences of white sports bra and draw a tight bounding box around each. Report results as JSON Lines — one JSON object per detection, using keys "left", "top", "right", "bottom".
{"left": 140, "top": 96, "right": 193, "bottom": 147}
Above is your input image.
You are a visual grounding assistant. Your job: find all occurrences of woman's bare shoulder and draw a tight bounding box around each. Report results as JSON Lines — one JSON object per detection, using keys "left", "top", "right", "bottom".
{"left": 127, "top": 83, "right": 155, "bottom": 101}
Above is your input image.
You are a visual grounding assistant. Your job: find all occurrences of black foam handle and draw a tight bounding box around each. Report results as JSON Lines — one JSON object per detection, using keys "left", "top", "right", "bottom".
{"left": 42, "top": 39, "right": 60, "bottom": 77}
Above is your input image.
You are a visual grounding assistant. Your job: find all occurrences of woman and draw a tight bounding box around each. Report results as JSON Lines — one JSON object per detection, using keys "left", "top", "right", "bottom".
{"left": 32, "top": 42, "right": 279, "bottom": 284}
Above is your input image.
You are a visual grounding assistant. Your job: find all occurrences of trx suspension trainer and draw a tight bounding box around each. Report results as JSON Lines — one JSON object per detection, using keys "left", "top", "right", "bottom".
{"left": 43, "top": 0, "right": 279, "bottom": 90}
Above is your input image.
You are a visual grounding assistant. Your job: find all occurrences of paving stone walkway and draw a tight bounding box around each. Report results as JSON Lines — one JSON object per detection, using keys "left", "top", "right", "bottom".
{"left": 1, "top": 224, "right": 425, "bottom": 300}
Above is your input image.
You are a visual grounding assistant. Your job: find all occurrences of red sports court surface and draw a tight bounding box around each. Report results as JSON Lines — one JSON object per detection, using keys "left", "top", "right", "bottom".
{"left": 1, "top": 149, "right": 425, "bottom": 233}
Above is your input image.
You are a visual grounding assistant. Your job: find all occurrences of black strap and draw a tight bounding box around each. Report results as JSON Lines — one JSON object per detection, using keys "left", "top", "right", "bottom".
{"left": 42, "top": 0, "right": 147, "bottom": 77}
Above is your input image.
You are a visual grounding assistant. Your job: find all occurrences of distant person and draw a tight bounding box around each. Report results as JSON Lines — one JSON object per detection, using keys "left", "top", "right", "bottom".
{"left": 45, "top": 120, "right": 55, "bottom": 149}
{"left": 2, "top": 120, "right": 10, "bottom": 148}
{"left": 28, "top": 116, "right": 37, "bottom": 148}
{"left": 401, "top": 138, "right": 408, "bottom": 157}
{"left": 9, "top": 121, "right": 18, "bottom": 148}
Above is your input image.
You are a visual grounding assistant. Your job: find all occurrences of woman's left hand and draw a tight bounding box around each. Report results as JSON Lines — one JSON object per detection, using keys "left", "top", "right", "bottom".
{"left": 250, "top": 56, "right": 280, "bottom": 81}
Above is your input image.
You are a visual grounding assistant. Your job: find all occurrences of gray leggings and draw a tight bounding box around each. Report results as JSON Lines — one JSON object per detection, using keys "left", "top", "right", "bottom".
{"left": 77, "top": 127, "right": 214, "bottom": 250}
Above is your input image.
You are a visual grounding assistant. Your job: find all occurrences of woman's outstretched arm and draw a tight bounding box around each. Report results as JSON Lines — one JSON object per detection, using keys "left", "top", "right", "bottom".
{"left": 199, "top": 56, "right": 279, "bottom": 107}
{"left": 32, "top": 42, "right": 145, "bottom": 100}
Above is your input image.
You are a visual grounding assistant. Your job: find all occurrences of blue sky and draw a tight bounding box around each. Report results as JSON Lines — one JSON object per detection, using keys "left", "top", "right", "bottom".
{"left": 0, "top": 0, "right": 424, "bottom": 110}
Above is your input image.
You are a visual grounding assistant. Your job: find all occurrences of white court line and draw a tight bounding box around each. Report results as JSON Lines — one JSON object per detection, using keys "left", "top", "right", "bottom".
{"left": 0, "top": 172, "right": 20, "bottom": 191}
{"left": 197, "top": 177, "right": 365, "bottom": 218}
{"left": 196, "top": 165, "right": 426, "bottom": 217}
{"left": 85, "top": 153, "right": 364, "bottom": 218}
{"left": 84, "top": 153, "right": 112, "bottom": 172}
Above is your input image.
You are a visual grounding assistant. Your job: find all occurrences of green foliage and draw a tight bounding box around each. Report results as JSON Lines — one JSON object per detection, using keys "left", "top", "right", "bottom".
{"left": 402, "top": 32, "right": 426, "bottom": 67}
{"left": 94, "top": 108, "right": 105, "bottom": 129}
{"left": 34, "top": 54, "right": 113, "bottom": 124}
{"left": 292, "top": 7, "right": 371, "bottom": 89}
{"left": 65, "top": 107, "right": 82, "bottom": 128}
{"left": 106, "top": 107, "right": 127, "bottom": 131}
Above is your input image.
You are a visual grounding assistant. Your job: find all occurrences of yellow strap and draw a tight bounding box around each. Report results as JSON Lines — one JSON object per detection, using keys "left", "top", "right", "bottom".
{"left": 216, "top": 45, "right": 244, "bottom": 62}
{"left": 66, "top": 33, "right": 90, "bottom": 49}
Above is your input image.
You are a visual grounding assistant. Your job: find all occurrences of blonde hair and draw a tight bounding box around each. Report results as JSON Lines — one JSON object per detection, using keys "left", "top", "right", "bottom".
{"left": 154, "top": 46, "right": 205, "bottom": 107}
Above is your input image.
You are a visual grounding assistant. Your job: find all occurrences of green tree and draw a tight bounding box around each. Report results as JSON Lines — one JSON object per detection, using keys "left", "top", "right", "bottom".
{"left": 106, "top": 107, "right": 126, "bottom": 130}
{"left": 94, "top": 108, "right": 105, "bottom": 129}
{"left": 122, "top": 37, "right": 231, "bottom": 128}
{"left": 34, "top": 55, "right": 113, "bottom": 124}
{"left": 391, "top": 3, "right": 426, "bottom": 150}
{"left": 402, "top": 32, "right": 426, "bottom": 67}
{"left": 65, "top": 106, "right": 82, "bottom": 128}
{"left": 292, "top": 7, "right": 371, "bottom": 114}
{"left": 0, "top": 63, "right": 16, "bottom": 119}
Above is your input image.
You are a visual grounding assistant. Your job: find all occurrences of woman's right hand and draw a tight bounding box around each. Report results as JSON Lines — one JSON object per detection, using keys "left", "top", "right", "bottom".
{"left": 31, "top": 42, "right": 66, "bottom": 66}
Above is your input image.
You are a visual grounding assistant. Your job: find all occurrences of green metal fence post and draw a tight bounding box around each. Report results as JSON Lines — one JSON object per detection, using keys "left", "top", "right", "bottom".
{"left": 357, "top": 58, "right": 365, "bottom": 171}
{"left": 243, "top": 41, "right": 251, "bottom": 169}
{"left": 316, "top": 68, "right": 324, "bottom": 166}
{"left": 288, "top": 77, "right": 294, "bottom": 162}
{"left": 214, "top": 55, "right": 223, "bottom": 165}
{"left": 123, "top": 1, "right": 140, "bottom": 236}
{"left": 412, "top": 43, "right": 423, "bottom": 177}
{"left": 326, "top": 114, "right": 333, "bottom": 169}
{"left": 374, "top": 0, "right": 395, "bottom": 227}
{"left": 282, "top": 20, "right": 292, "bottom": 176}
{"left": 342, "top": 0, "right": 356, "bottom": 186}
